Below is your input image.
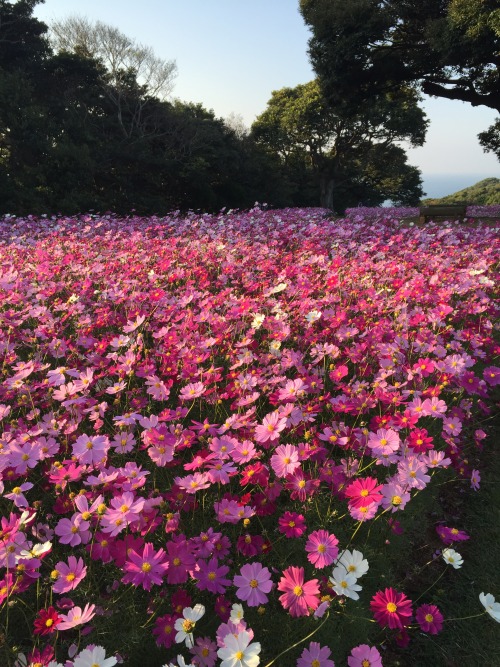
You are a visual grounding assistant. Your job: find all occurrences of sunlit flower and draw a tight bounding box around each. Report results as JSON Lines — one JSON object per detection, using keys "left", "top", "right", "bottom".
{"left": 479, "top": 592, "right": 500, "bottom": 622}
{"left": 175, "top": 604, "right": 206, "bottom": 648}
{"left": 442, "top": 548, "right": 463, "bottom": 569}
{"left": 217, "top": 630, "right": 261, "bottom": 667}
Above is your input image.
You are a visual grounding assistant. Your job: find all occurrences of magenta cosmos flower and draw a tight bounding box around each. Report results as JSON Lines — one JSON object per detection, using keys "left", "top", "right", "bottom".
{"left": 344, "top": 477, "right": 383, "bottom": 509}
{"left": 278, "top": 566, "right": 320, "bottom": 617}
{"left": 121, "top": 542, "right": 168, "bottom": 591}
{"left": 370, "top": 588, "right": 413, "bottom": 629}
{"left": 233, "top": 562, "right": 273, "bottom": 606}
{"left": 52, "top": 556, "right": 87, "bottom": 594}
{"left": 278, "top": 511, "right": 306, "bottom": 538}
{"left": 305, "top": 530, "right": 339, "bottom": 569}
{"left": 415, "top": 603, "right": 444, "bottom": 634}
{"left": 348, "top": 644, "right": 383, "bottom": 667}
{"left": 297, "top": 641, "right": 335, "bottom": 667}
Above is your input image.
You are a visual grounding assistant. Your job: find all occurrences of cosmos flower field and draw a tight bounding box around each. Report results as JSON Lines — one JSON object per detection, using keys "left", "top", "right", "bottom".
{"left": 0, "top": 207, "right": 499, "bottom": 667}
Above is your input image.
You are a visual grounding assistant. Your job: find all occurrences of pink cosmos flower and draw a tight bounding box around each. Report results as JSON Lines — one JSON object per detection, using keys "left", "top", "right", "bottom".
{"left": 214, "top": 498, "right": 255, "bottom": 524}
{"left": 380, "top": 482, "right": 411, "bottom": 512}
{"left": 54, "top": 513, "right": 91, "bottom": 547}
{"left": 52, "top": 556, "right": 87, "bottom": 594}
{"left": 347, "top": 644, "right": 383, "bottom": 667}
{"left": 254, "top": 411, "right": 287, "bottom": 444}
{"left": 179, "top": 381, "right": 205, "bottom": 400}
{"left": 344, "top": 477, "right": 383, "bottom": 509}
{"left": 297, "top": 641, "right": 335, "bottom": 667}
{"left": 471, "top": 469, "right": 481, "bottom": 491}
{"left": 270, "top": 443, "right": 300, "bottom": 478}
{"left": 4, "top": 482, "right": 33, "bottom": 509}
{"left": 233, "top": 562, "right": 273, "bottom": 606}
{"left": 416, "top": 603, "right": 444, "bottom": 634}
{"left": 122, "top": 542, "right": 168, "bottom": 591}
{"left": 483, "top": 366, "right": 500, "bottom": 386}
{"left": 370, "top": 588, "right": 413, "bottom": 629}
{"left": 175, "top": 472, "right": 212, "bottom": 494}
{"left": 349, "top": 502, "right": 379, "bottom": 521}
{"left": 421, "top": 397, "right": 447, "bottom": 417}
{"left": 436, "top": 525, "right": 470, "bottom": 545}
{"left": 153, "top": 613, "right": 178, "bottom": 648}
{"left": 196, "top": 557, "right": 231, "bottom": 594}
{"left": 368, "top": 428, "right": 400, "bottom": 456}
{"left": 305, "top": 530, "right": 339, "bottom": 569}
{"left": 72, "top": 434, "right": 110, "bottom": 466}
{"left": 277, "top": 566, "right": 320, "bottom": 617}
{"left": 190, "top": 635, "right": 218, "bottom": 667}
{"left": 57, "top": 603, "right": 96, "bottom": 630}
{"left": 397, "top": 457, "right": 430, "bottom": 490}
{"left": 165, "top": 538, "right": 196, "bottom": 584}
{"left": 278, "top": 511, "right": 306, "bottom": 538}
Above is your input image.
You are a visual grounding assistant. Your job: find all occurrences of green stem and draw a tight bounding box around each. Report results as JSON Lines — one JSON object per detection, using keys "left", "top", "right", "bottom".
{"left": 262, "top": 612, "right": 331, "bottom": 667}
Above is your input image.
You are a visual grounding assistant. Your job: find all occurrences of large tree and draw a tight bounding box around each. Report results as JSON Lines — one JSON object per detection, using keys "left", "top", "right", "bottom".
{"left": 300, "top": 0, "right": 500, "bottom": 158}
{"left": 252, "top": 80, "right": 426, "bottom": 210}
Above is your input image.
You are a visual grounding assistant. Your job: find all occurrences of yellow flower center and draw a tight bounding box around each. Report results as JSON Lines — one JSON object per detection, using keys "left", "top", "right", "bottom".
{"left": 45, "top": 618, "right": 54, "bottom": 627}
{"left": 298, "top": 480, "right": 306, "bottom": 488}
{"left": 425, "top": 613, "right": 434, "bottom": 623}
{"left": 208, "top": 572, "right": 216, "bottom": 581}
{"left": 235, "top": 652, "right": 244, "bottom": 660}
{"left": 317, "top": 544, "right": 326, "bottom": 553}
{"left": 312, "top": 661, "right": 321, "bottom": 667}
{"left": 249, "top": 579, "right": 258, "bottom": 588}
{"left": 141, "top": 562, "right": 152, "bottom": 572}
{"left": 362, "top": 660, "right": 371, "bottom": 667}
{"left": 360, "top": 489, "right": 369, "bottom": 497}
{"left": 173, "top": 558, "right": 181, "bottom": 566}
{"left": 386, "top": 602, "right": 397, "bottom": 613}
{"left": 288, "top": 521, "right": 295, "bottom": 527}
{"left": 12, "top": 487, "right": 21, "bottom": 495}
{"left": 293, "top": 585, "right": 303, "bottom": 596}
{"left": 65, "top": 573, "right": 76, "bottom": 582}
{"left": 182, "top": 619, "right": 195, "bottom": 632}
{"left": 392, "top": 495, "right": 402, "bottom": 505}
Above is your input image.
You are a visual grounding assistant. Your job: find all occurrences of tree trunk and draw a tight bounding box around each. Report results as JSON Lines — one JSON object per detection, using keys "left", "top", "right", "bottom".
{"left": 319, "top": 173, "right": 335, "bottom": 210}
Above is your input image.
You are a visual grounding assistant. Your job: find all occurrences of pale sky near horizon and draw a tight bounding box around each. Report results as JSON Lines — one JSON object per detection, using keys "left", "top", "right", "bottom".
{"left": 34, "top": 0, "right": 499, "bottom": 181}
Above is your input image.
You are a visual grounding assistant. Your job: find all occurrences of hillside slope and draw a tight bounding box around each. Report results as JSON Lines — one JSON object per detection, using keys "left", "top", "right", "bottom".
{"left": 422, "top": 177, "right": 500, "bottom": 205}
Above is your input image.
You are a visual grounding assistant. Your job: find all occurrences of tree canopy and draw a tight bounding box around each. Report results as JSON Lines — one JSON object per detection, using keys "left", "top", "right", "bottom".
{"left": 0, "top": 1, "right": 290, "bottom": 214}
{"left": 252, "top": 80, "right": 425, "bottom": 210}
{"left": 300, "top": 0, "right": 500, "bottom": 159}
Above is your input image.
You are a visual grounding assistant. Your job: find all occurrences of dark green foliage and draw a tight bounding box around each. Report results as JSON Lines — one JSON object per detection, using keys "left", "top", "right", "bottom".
{"left": 0, "top": 1, "right": 292, "bottom": 215}
{"left": 251, "top": 80, "right": 425, "bottom": 210}
{"left": 300, "top": 0, "right": 500, "bottom": 161}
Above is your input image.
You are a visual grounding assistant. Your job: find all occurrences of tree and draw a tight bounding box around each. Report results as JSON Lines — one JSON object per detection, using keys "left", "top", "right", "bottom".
{"left": 300, "top": 0, "right": 500, "bottom": 158}
{"left": 49, "top": 16, "right": 177, "bottom": 138}
{"left": 251, "top": 80, "right": 425, "bottom": 210}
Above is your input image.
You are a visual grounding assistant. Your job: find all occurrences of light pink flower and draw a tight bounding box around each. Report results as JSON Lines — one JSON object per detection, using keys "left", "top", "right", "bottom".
{"left": 57, "top": 603, "right": 96, "bottom": 630}
{"left": 234, "top": 562, "right": 273, "bottom": 606}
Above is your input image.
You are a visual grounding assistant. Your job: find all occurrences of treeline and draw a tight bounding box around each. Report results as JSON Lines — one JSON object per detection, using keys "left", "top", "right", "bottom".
{"left": 0, "top": 1, "right": 425, "bottom": 215}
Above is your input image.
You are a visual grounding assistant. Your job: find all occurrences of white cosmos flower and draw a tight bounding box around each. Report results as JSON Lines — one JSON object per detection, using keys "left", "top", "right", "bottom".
{"left": 479, "top": 593, "right": 500, "bottom": 622}
{"left": 73, "top": 645, "right": 117, "bottom": 667}
{"left": 329, "top": 566, "right": 362, "bottom": 600}
{"left": 217, "top": 630, "right": 261, "bottom": 667}
{"left": 18, "top": 541, "right": 52, "bottom": 560}
{"left": 230, "top": 603, "right": 245, "bottom": 623}
{"left": 442, "top": 548, "right": 463, "bottom": 569}
{"left": 335, "top": 549, "right": 369, "bottom": 579}
{"left": 174, "top": 604, "right": 206, "bottom": 648}
{"left": 305, "top": 309, "right": 322, "bottom": 324}
{"left": 251, "top": 313, "right": 265, "bottom": 329}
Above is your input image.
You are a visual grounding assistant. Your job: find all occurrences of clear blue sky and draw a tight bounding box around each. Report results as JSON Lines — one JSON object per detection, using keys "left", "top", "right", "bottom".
{"left": 35, "top": 0, "right": 499, "bottom": 184}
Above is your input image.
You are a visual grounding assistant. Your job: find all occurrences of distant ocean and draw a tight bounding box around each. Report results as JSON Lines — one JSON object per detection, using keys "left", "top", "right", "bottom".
{"left": 420, "top": 173, "right": 497, "bottom": 199}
